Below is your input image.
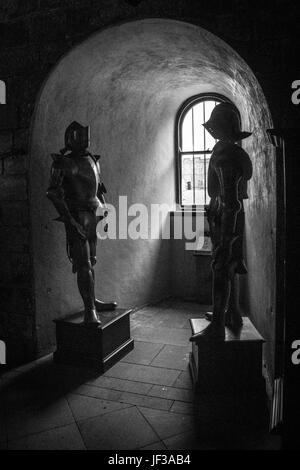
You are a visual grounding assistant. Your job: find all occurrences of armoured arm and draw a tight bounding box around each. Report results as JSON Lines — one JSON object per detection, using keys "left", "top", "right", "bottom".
{"left": 94, "top": 156, "right": 109, "bottom": 227}
{"left": 46, "top": 155, "right": 86, "bottom": 238}
{"left": 93, "top": 155, "right": 107, "bottom": 205}
{"left": 243, "top": 151, "right": 253, "bottom": 181}
{"left": 97, "top": 182, "right": 107, "bottom": 205}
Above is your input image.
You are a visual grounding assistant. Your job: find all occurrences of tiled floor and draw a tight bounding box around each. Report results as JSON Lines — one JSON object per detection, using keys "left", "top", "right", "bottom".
{"left": 0, "top": 300, "right": 281, "bottom": 450}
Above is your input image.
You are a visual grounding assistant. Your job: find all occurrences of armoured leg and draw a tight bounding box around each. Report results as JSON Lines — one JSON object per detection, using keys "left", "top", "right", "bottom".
{"left": 67, "top": 213, "right": 100, "bottom": 326}
{"left": 191, "top": 261, "right": 235, "bottom": 342}
{"left": 89, "top": 230, "right": 117, "bottom": 312}
{"left": 75, "top": 240, "right": 100, "bottom": 325}
{"left": 205, "top": 272, "right": 243, "bottom": 329}
{"left": 226, "top": 275, "right": 243, "bottom": 329}
{"left": 224, "top": 210, "right": 245, "bottom": 328}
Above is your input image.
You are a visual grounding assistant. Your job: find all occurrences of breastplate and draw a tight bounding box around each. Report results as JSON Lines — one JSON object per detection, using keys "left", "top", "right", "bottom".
{"left": 64, "top": 155, "right": 100, "bottom": 210}
{"left": 208, "top": 144, "right": 249, "bottom": 200}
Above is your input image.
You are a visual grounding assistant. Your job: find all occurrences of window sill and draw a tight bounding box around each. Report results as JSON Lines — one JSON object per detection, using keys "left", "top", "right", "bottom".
{"left": 193, "top": 250, "right": 212, "bottom": 256}
{"left": 169, "top": 209, "right": 206, "bottom": 216}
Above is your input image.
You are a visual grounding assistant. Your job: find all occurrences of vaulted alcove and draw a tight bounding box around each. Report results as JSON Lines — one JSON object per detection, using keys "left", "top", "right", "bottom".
{"left": 30, "top": 19, "right": 275, "bottom": 383}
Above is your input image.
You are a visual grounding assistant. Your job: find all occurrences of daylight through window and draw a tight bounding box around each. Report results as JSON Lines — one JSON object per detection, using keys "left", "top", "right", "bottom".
{"left": 0, "top": 80, "right": 6, "bottom": 105}
{"left": 177, "top": 95, "right": 229, "bottom": 206}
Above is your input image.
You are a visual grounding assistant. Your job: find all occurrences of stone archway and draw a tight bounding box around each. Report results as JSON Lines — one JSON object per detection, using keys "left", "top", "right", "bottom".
{"left": 30, "top": 19, "right": 275, "bottom": 379}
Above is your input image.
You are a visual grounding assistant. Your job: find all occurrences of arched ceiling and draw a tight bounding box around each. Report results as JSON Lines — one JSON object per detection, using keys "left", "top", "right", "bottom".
{"left": 34, "top": 18, "right": 271, "bottom": 147}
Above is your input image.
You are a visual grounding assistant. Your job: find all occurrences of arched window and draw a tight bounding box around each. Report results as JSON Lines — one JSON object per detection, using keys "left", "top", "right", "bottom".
{"left": 176, "top": 93, "right": 237, "bottom": 207}
{"left": 0, "top": 80, "right": 6, "bottom": 105}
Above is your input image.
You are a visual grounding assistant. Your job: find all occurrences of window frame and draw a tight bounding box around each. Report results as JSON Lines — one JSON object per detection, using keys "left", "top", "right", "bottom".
{"left": 175, "top": 93, "right": 235, "bottom": 209}
{"left": 0, "top": 80, "right": 6, "bottom": 105}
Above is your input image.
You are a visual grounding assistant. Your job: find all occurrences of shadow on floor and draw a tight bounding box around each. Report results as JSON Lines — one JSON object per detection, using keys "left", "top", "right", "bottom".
{"left": 0, "top": 300, "right": 281, "bottom": 450}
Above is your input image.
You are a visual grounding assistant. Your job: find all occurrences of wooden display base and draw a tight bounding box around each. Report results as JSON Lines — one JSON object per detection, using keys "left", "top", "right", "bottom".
{"left": 189, "top": 317, "right": 265, "bottom": 393}
{"left": 53, "top": 308, "right": 134, "bottom": 372}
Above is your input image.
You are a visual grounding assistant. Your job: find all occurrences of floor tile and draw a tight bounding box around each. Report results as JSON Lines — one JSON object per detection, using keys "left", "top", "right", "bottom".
{"left": 162, "top": 301, "right": 210, "bottom": 312}
{"left": 172, "top": 371, "right": 193, "bottom": 389}
{"left": 170, "top": 393, "right": 265, "bottom": 428}
{"left": 67, "top": 393, "right": 131, "bottom": 421}
{"left": 164, "top": 426, "right": 281, "bottom": 450}
{"left": 170, "top": 398, "right": 236, "bottom": 422}
{"left": 119, "top": 392, "right": 173, "bottom": 411}
{"left": 131, "top": 306, "right": 164, "bottom": 321}
{"left": 138, "top": 301, "right": 209, "bottom": 312}
{"left": 104, "top": 362, "right": 181, "bottom": 386}
{"left": 147, "top": 385, "right": 194, "bottom": 403}
{"left": 72, "top": 383, "right": 122, "bottom": 402}
{"left": 163, "top": 430, "right": 218, "bottom": 450}
{"left": 131, "top": 325, "right": 190, "bottom": 346}
{"left": 133, "top": 309, "right": 205, "bottom": 330}
{"left": 1, "top": 358, "right": 94, "bottom": 401}
{"left": 140, "top": 440, "right": 167, "bottom": 450}
{"left": 120, "top": 341, "right": 164, "bottom": 365}
{"left": 6, "top": 396, "right": 74, "bottom": 441}
{"left": 138, "top": 407, "right": 195, "bottom": 440}
{"left": 170, "top": 401, "right": 195, "bottom": 415}
{"left": 78, "top": 406, "right": 158, "bottom": 450}
{"left": 132, "top": 311, "right": 186, "bottom": 329}
{"left": 241, "top": 432, "right": 282, "bottom": 450}
{"left": 0, "top": 355, "right": 52, "bottom": 390}
{"left": 151, "top": 345, "right": 191, "bottom": 370}
{"left": 1, "top": 300, "right": 277, "bottom": 451}
{"left": 8, "top": 423, "right": 85, "bottom": 450}
{"left": 86, "top": 376, "right": 152, "bottom": 395}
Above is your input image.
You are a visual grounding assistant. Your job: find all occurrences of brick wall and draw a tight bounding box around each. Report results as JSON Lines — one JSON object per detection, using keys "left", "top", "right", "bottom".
{"left": 0, "top": 0, "right": 299, "bottom": 366}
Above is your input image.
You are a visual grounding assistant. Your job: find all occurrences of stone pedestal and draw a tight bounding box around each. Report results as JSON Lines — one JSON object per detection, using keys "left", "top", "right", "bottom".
{"left": 53, "top": 308, "right": 134, "bottom": 372}
{"left": 189, "top": 317, "right": 265, "bottom": 393}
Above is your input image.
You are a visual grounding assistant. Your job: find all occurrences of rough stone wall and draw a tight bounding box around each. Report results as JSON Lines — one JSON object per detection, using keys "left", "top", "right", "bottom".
{"left": 0, "top": 0, "right": 299, "bottom": 367}
{"left": 0, "top": 125, "right": 36, "bottom": 366}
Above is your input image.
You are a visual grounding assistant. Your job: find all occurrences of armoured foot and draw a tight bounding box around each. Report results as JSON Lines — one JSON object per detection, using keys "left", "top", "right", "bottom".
{"left": 226, "top": 310, "right": 243, "bottom": 330}
{"left": 205, "top": 311, "right": 243, "bottom": 330}
{"left": 205, "top": 312, "right": 230, "bottom": 325}
{"left": 84, "top": 308, "right": 101, "bottom": 325}
{"left": 190, "top": 321, "right": 225, "bottom": 342}
{"left": 95, "top": 299, "right": 117, "bottom": 311}
{"left": 205, "top": 312, "right": 214, "bottom": 322}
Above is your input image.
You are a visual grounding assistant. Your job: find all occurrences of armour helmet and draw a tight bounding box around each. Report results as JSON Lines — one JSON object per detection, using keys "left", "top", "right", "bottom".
{"left": 203, "top": 102, "right": 252, "bottom": 141}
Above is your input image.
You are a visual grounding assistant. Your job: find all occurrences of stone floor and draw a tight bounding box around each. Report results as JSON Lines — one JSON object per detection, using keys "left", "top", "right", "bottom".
{"left": 0, "top": 300, "right": 281, "bottom": 450}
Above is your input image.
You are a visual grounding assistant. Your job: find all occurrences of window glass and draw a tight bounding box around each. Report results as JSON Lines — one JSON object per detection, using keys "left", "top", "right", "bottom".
{"left": 0, "top": 81, "right": 6, "bottom": 104}
{"left": 181, "top": 109, "right": 193, "bottom": 151}
{"left": 179, "top": 97, "right": 222, "bottom": 205}
{"left": 181, "top": 154, "right": 194, "bottom": 205}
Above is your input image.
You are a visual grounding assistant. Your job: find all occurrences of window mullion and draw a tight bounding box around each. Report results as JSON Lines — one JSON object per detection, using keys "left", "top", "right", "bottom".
{"left": 192, "top": 107, "right": 195, "bottom": 205}
{"left": 203, "top": 101, "right": 206, "bottom": 205}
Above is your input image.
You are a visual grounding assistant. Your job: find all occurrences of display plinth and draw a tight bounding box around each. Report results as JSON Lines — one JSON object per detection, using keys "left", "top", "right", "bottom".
{"left": 53, "top": 308, "right": 134, "bottom": 372}
{"left": 189, "top": 317, "right": 265, "bottom": 393}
